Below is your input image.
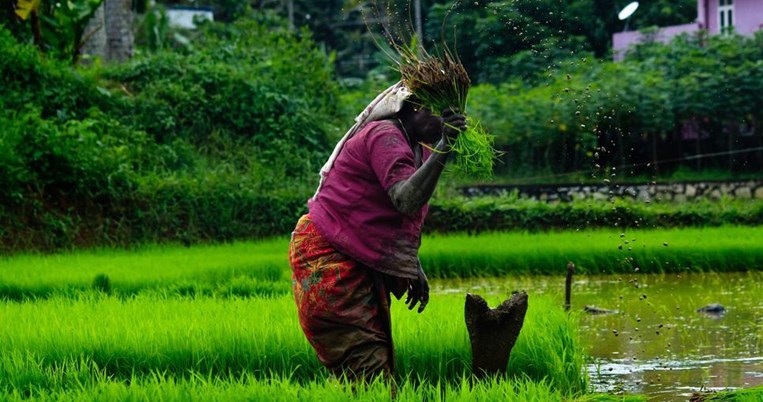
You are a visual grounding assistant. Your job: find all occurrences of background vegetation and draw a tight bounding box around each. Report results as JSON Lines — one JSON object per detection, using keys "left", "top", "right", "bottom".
{"left": 0, "top": 17, "right": 335, "bottom": 252}
{"left": 1, "top": 2, "right": 761, "bottom": 253}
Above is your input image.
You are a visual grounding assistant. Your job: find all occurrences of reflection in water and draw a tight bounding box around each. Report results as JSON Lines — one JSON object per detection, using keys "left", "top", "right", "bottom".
{"left": 592, "top": 356, "right": 763, "bottom": 400}
{"left": 432, "top": 272, "right": 763, "bottom": 401}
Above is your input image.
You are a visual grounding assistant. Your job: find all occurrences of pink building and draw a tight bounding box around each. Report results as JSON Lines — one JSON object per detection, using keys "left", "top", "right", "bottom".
{"left": 612, "top": 0, "right": 763, "bottom": 60}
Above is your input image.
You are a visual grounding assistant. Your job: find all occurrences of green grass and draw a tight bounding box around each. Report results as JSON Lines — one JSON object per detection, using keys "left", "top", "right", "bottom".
{"left": 701, "top": 385, "right": 763, "bottom": 401}
{"left": 0, "top": 240, "right": 289, "bottom": 300}
{"left": 0, "top": 294, "right": 586, "bottom": 397}
{"left": 1, "top": 374, "right": 644, "bottom": 402}
{"left": 2, "top": 226, "right": 762, "bottom": 300}
{"left": 419, "top": 225, "right": 763, "bottom": 277}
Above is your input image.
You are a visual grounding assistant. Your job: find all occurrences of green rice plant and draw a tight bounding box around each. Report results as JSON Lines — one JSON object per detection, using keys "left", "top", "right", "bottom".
{"left": 91, "top": 274, "right": 111, "bottom": 294}
{"left": 0, "top": 293, "right": 585, "bottom": 395}
{"left": 0, "top": 370, "right": 616, "bottom": 402}
{"left": 418, "top": 226, "right": 763, "bottom": 277}
{"left": 2, "top": 226, "right": 763, "bottom": 300}
{"left": 0, "top": 240, "right": 290, "bottom": 300}
{"left": 395, "top": 41, "right": 500, "bottom": 179}
{"left": 448, "top": 118, "right": 500, "bottom": 179}
{"left": 506, "top": 297, "right": 588, "bottom": 393}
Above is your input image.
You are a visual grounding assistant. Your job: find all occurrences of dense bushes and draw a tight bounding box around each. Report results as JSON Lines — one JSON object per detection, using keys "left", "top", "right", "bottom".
{"left": 0, "top": 20, "right": 338, "bottom": 252}
{"left": 468, "top": 32, "right": 763, "bottom": 178}
{"left": 341, "top": 33, "right": 763, "bottom": 181}
{"left": 425, "top": 195, "right": 763, "bottom": 234}
{"left": 0, "top": 27, "right": 160, "bottom": 206}
{"left": 106, "top": 20, "right": 339, "bottom": 151}
{"left": 105, "top": 52, "right": 329, "bottom": 171}
{"left": 8, "top": 187, "right": 761, "bottom": 252}
{"left": 3, "top": 18, "right": 763, "bottom": 253}
{"left": 102, "top": 19, "right": 340, "bottom": 177}
{"left": 0, "top": 176, "right": 309, "bottom": 252}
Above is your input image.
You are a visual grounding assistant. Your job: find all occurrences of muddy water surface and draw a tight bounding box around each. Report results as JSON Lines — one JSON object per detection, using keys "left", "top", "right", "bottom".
{"left": 433, "top": 272, "right": 763, "bottom": 401}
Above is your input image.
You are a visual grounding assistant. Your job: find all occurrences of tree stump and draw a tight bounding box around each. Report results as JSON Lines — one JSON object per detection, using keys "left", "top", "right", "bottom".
{"left": 465, "top": 291, "right": 528, "bottom": 377}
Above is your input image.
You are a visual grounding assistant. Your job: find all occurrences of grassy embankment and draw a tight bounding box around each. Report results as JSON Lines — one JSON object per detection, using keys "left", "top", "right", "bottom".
{"left": 2, "top": 226, "right": 762, "bottom": 300}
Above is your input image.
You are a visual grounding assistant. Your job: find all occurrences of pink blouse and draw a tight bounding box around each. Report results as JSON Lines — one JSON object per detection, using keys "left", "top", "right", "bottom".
{"left": 307, "top": 120, "right": 430, "bottom": 279}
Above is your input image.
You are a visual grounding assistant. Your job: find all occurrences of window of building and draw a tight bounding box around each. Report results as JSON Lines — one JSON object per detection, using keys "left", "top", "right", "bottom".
{"left": 719, "top": 0, "right": 734, "bottom": 35}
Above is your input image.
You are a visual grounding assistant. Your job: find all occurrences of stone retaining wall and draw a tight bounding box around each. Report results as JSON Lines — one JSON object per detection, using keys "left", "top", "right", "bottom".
{"left": 460, "top": 180, "right": 763, "bottom": 202}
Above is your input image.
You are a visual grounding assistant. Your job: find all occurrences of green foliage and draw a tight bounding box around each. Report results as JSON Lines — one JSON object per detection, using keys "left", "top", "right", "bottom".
{"left": 467, "top": 77, "right": 600, "bottom": 176}
{"left": 0, "top": 176, "right": 308, "bottom": 252}
{"left": 0, "top": 27, "right": 109, "bottom": 118}
{"left": 0, "top": 27, "right": 163, "bottom": 209}
{"left": 426, "top": 0, "right": 696, "bottom": 83}
{"left": 108, "top": 54, "right": 313, "bottom": 147}
{"left": 3, "top": 0, "right": 103, "bottom": 63}
{"left": 426, "top": 196, "right": 763, "bottom": 234}
{"left": 193, "top": 19, "right": 339, "bottom": 117}
{"left": 37, "top": 0, "right": 103, "bottom": 63}
{"left": 2, "top": 19, "right": 332, "bottom": 193}
{"left": 128, "top": 177, "right": 308, "bottom": 243}
{"left": 105, "top": 18, "right": 339, "bottom": 167}
{"left": 133, "top": 4, "right": 180, "bottom": 53}
{"left": 0, "top": 28, "right": 169, "bottom": 243}
{"left": 428, "top": 1, "right": 536, "bottom": 84}
{"left": 0, "top": 21, "right": 336, "bottom": 252}
{"left": 0, "top": 108, "right": 147, "bottom": 197}
{"left": 464, "top": 32, "right": 763, "bottom": 178}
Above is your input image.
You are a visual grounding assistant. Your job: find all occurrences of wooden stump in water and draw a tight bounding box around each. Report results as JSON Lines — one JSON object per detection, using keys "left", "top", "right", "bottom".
{"left": 465, "top": 291, "right": 528, "bottom": 377}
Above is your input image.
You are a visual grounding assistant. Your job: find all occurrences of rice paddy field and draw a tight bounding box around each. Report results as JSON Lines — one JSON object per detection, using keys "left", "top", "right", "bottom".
{"left": 3, "top": 226, "right": 763, "bottom": 300}
{"left": 2, "top": 225, "right": 762, "bottom": 401}
{"left": 0, "top": 293, "right": 590, "bottom": 401}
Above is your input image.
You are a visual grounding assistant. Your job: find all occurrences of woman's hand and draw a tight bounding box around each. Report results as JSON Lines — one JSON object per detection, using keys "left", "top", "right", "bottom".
{"left": 442, "top": 108, "right": 467, "bottom": 141}
{"left": 405, "top": 266, "right": 429, "bottom": 313}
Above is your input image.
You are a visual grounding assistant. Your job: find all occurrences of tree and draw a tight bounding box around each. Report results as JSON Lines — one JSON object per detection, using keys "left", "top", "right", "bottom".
{"left": 4, "top": 0, "right": 104, "bottom": 63}
{"left": 424, "top": 0, "right": 696, "bottom": 84}
{"left": 103, "top": 0, "right": 133, "bottom": 61}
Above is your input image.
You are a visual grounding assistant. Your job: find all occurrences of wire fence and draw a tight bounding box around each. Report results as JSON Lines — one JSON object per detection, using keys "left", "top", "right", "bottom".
{"left": 506, "top": 146, "right": 763, "bottom": 184}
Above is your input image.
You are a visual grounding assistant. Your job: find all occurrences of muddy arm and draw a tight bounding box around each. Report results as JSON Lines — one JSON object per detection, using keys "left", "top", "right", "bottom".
{"left": 387, "top": 138, "right": 451, "bottom": 215}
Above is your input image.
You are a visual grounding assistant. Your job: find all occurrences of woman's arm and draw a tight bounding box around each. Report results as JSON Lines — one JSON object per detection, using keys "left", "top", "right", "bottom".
{"left": 388, "top": 110, "right": 466, "bottom": 215}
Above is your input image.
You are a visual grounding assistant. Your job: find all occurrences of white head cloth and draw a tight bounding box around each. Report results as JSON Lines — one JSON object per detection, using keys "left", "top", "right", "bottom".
{"left": 312, "top": 81, "right": 412, "bottom": 199}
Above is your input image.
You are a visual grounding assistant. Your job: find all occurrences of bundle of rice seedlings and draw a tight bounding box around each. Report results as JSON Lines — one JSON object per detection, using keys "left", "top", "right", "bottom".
{"left": 397, "top": 46, "right": 500, "bottom": 179}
